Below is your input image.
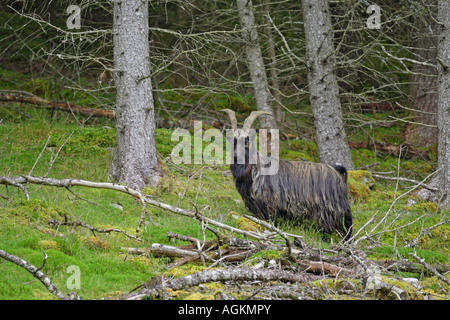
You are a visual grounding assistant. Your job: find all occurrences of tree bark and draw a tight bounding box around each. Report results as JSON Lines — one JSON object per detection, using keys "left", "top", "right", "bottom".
{"left": 111, "top": 0, "right": 161, "bottom": 190}
{"left": 302, "top": 0, "right": 353, "bottom": 169}
{"left": 405, "top": 0, "right": 438, "bottom": 147}
{"left": 263, "top": 0, "right": 282, "bottom": 124}
{"left": 236, "top": 0, "right": 277, "bottom": 129}
{"left": 437, "top": 0, "right": 450, "bottom": 208}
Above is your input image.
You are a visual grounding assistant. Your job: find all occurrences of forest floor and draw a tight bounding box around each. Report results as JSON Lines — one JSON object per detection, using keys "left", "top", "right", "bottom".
{"left": 0, "top": 65, "right": 449, "bottom": 301}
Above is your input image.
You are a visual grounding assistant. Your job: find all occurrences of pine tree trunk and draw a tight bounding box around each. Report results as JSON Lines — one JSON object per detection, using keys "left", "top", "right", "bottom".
{"left": 111, "top": 0, "right": 161, "bottom": 190}
{"left": 236, "top": 0, "right": 277, "bottom": 129}
{"left": 263, "top": 0, "right": 282, "bottom": 124}
{"left": 302, "top": 0, "right": 353, "bottom": 169}
{"left": 437, "top": 0, "right": 450, "bottom": 207}
{"left": 405, "top": 0, "right": 438, "bottom": 147}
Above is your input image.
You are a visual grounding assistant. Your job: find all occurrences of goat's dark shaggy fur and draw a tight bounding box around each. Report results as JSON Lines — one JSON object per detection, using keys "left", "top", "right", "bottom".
{"left": 222, "top": 109, "right": 353, "bottom": 241}
{"left": 231, "top": 158, "right": 353, "bottom": 241}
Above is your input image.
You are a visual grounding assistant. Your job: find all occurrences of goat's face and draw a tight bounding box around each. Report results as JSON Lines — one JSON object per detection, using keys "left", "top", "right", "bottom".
{"left": 232, "top": 135, "right": 252, "bottom": 165}
{"left": 221, "top": 109, "right": 271, "bottom": 166}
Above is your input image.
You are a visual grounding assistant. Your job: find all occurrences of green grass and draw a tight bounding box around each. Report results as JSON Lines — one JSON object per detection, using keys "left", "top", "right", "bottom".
{"left": 0, "top": 103, "right": 244, "bottom": 299}
{"left": 0, "top": 96, "right": 449, "bottom": 299}
{"left": 0, "top": 6, "right": 448, "bottom": 299}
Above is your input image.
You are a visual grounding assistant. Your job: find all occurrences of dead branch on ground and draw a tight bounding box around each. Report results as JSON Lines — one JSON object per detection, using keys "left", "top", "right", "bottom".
{"left": 295, "top": 259, "right": 356, "bottom": 277}
{"left": 349, "top": 141, "right": 427, "bottom": 159}
{"left": 2, "top": 174, "right": 449, "bottom": 300}
{"left": 405, "top": 218, "right": 450, "bottom": 248}
{"left": 0, "top": 248, "right": 77, "bottom": 300}
{"left": 0, "top": 90, "right": 115, "bottom": 118}
{"left": 372, "top": 174, "right": 439, "bottom": 192}
{"left": 243, "top": 214, "right": 294, "bottom": 255}
{"left": 369, "top": 259, "right": 450, "bottom": 277}
{"left": 409, "top": 252, "right": 450, "bottom": 285}
{"left": 0, "top": 175, "right": 267, "bottom": 241}
{"left": 48, "top": 217, "right": 141, "bottom": 241}
{"left": 126, "top": 268, "right": 319, "bottom": 300}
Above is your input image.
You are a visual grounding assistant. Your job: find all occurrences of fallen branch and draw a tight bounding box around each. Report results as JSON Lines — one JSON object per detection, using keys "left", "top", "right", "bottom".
{"left": 121, "top": 247, "right": 148, "bottom": 256}
{"left": 125, "top": 232, "right": 270, "bottom": 270}
{"left": 296, "top": 259, "right": 356, "bottom": 277}
{"left": 0, "top": 249, "right": 68, "bottom": 299}
{"left": 354, "top": 170, "right": 441, "bottom": 247}
{"left": 48, "top": 218, "right": 141, "bottom": 241}
{"left": 211, "top": 248, "right": 258, "bottom": 263}
{"left": 0, "top": 90, "right": 115, "bottom": 118}
{"left": 409, "top": 253, "right": 450, "bottom": 285}
{"left": 0, "top": 175, "right": 266, "bottom": 241}
{"left": 175, "top": 239, "right": 219, "bottom": 253}
{"left": 127, "top": 268, "right": 317, "bottom": 300}
{"left": 150, "top": 243, "right": 200, "bottom": 258}
{"left": 243, "top": 214, "right": 294, "bottom": 255}
{"left": 364, "top": 265, "right": 409, "bottom": 300}
{"left": 372, "top": 174, "right": 439, "bottom": 192}
{"left": 349, "top": 141, "right": 426, "bottom": 158}
{"left": 295, "top": 250, "right": 355, "bottom": 266}
{"left": 166, "top": 255, "right": 201, "bottom": 270}
{"left": 369, "top": 259, "right": 450, "bottom": 277}
{"left": 0, "top": 176, "right": 29, "bottom": 200}
{"left": 405, "top": 218, "right": 450, "bottom": 248}
{"left": 166, "top": 231, "right": 203, "bottom": 246}
{"left": 128, "top": 234, "right": 262, "bottom": 268}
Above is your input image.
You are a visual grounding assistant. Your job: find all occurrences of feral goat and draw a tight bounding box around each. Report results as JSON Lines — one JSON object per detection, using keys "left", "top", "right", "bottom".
{"left": 222, "top": 109, "right": 353, "bottom": 242}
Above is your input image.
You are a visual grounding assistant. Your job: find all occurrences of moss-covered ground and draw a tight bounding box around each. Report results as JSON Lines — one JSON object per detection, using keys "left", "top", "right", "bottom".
{"left": 0, "top": 66, "right": 448, "bottom": 300}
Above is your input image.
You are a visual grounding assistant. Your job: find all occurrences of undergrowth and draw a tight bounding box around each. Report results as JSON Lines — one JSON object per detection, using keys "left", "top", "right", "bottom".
{"left": 0, "top": 67, "right": 448, "bottom": 299}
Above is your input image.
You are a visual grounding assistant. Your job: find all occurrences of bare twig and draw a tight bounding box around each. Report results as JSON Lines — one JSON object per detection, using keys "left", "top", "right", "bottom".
{"left": 354, "top": 169, "right": 441, "bottom": 246}
{"left": 45, "top": 132, "right": 73, "bottom": 178}
{"left": 0, "top": 136, "right": 8, "bottom": 163}
{"left": 48, "top": 217, "right": 141, "bottom": 241}
{"left": 346, "top": 211, "right": 377, "bottom": 243}
{"left": 409, "top": 252, "right": 450, "bottom": 286}
{"left": 372, "top": 174, "right": 439, "bottom": 192}
{"left": 405, "top": 218, "right": 450, "bottom": 248}
{"left": 29, "top": 135, "right": 51, "bottom": 176}
{"left": 355, "top": 162, "right": 380, "bottom": 170}
{"left": 243, "top": 214, "right": 295, "bottom": 255}
{"left": 65, "top": 187, "right": 99, "bottom": 205}
{"left": 35, "top": 250, "right": 48, "bottom": 273}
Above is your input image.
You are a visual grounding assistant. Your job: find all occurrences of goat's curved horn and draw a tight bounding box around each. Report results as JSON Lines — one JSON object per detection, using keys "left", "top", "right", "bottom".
{"left": 242, "top": 111, "right": 273, "bottom": 132}
{"left": 221, "top": 109, "right": 238, "bottom": 130}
